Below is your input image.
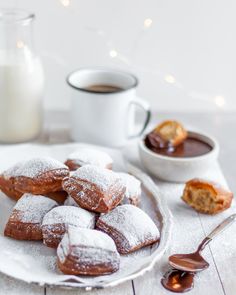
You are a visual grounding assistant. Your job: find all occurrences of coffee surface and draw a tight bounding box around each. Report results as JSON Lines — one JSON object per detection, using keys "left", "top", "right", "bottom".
{"left": 145, "top": 136, "right": 212, "bottom": 158}
{"left": 84, "top": 84, "right": 123, "bottom": 93}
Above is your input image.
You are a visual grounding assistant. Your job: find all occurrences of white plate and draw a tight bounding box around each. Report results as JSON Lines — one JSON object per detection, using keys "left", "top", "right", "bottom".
{"left": 0, "top": 143, "right": 172, "bottom": 290}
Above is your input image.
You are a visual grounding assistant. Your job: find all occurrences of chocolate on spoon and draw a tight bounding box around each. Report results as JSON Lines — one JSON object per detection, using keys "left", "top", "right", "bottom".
{"left": 169, "top": 237, "right": 210, "bottom": 273}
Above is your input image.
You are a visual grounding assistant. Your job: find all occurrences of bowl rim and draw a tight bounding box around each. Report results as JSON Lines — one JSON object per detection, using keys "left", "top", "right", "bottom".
{"left": 139, "top": 130, "right": 219, "bottom": 162}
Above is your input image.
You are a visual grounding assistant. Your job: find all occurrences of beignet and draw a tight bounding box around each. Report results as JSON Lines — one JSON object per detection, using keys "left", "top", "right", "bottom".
{"left": 96, "top": 204, "right": 160, "bottom": 254}
{"left": 182, "top": 178, "right": 233, "bottom": 214}
{"left": 118, "top": 173, "right": 141, "bottom": 206}
{"left": 155, "top": 120, "right": 187, "bottom": 146}
{"left": 64, "top": 147, "right": 113, "bottom": 171}
{"left": 4, "top": 194, "right": 57, "bottom": 240}
{"left": 145, "top": 120, "right": 187, "bottom": 149}
{"left": 0, "top": 161, "right": 24, "bottom": 200}
{"left": 13, "top": 157, "right": 69, "bottom": 195}
{"left": 62, "top": 165, "right": 125, "bottom": 213}
{"left": 57, "top": 227, "right": 120, "bottom": 275}
{"left": 42, "top": 205, "right": 96, "bottom": 248}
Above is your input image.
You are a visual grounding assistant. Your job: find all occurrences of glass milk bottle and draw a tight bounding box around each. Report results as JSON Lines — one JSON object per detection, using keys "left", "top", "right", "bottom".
{"left": 0, "top": 10, "right": 44, "bottom": 143}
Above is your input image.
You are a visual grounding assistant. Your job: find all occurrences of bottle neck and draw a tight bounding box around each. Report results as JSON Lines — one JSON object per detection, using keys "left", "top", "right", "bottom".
{"left": 0, "top": 10, "right": 35, "bottom": 60}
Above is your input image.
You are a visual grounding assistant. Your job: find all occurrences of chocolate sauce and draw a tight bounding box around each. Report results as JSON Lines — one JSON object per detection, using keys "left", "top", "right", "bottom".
{"left": 161, "top": 269, "right": 195, "bottom": 293}
{"left": 145, "top": 133, "right": 212, "bottom": 158}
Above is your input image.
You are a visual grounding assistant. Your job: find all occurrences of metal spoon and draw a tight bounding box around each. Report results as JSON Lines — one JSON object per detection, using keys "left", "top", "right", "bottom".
{"left": 169, "top": 214, "right": 236, "bottom": 272}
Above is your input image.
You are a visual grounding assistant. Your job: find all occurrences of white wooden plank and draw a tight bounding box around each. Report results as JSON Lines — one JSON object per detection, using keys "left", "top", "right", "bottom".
{"left": 133, "top": 178, "right": 225, "bottom": 295}
{"left": 0, "top": 274, "right": 44, "bottom": 295}
{"left": 46, "top": 281, "right": 133, "bottom": 295}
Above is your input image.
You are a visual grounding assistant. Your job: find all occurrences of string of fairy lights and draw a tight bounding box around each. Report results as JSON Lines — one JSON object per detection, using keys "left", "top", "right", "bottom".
{"left": 58, "top": 0, "right": 226, "bottom": 108}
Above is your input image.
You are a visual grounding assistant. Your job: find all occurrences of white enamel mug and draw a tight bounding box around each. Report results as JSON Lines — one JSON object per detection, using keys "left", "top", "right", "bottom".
{"left": 67, "top": 68, "right": 151, "bottom": 147}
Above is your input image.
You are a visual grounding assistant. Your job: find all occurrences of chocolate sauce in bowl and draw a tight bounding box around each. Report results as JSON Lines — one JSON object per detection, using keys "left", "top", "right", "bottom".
{"left": 161, "top": 269, "right": 195, "bottom": 293}
{"left": 145, "top": 133, "right": 212, "bottom": 158}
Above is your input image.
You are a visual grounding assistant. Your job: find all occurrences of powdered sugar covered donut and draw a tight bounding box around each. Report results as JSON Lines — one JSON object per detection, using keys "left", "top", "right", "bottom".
{"left": 42, "top": 205, "right": 96, "bottom": 248}
{"left": 57, "top": 227, "right": 120, "bottom": 275}
{"left": 96, "top": 204, "right": 160, "bottom": 254}
{"left": 62, "top": 165, "right": 125, "bottom": 213}
{"left": 118, "top": 172, "right": 141, "bottom": 206}
{"left": 64, "top": 147, "right": 113, "bottom": 171}
{"left": 13, "top": 157, "right": 69, "bottom": 196}
{"left": 4, "top": 193, "right": 58, "bottom": 240}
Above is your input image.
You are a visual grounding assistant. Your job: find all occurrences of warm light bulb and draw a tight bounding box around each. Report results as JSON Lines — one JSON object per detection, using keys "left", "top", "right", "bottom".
{"left": 214, "top": 95, "right": 225, "bottom": 107}
{"left": 109, "top": 49, "right": 118, "bottom": 58}
{"left": 16, "top": 40, "right": 25, "bottom": 49}
{"left": 165, "top": 74, "right": 176, "bottom": 84}
{"left": 144, "top": 18, "right": 153, "bottom": 28}
{"left": 60, "top": 0, "right": 70, "bottom": 7}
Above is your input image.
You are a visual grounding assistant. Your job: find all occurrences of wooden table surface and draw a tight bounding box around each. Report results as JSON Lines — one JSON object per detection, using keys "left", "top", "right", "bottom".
{"left": 0, "top": 111, "right": 235, "bottom": 295}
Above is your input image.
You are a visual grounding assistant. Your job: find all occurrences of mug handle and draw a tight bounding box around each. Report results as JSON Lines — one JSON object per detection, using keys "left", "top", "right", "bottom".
{"left": 128, "top": 97, "right": 151, "bottom": 139}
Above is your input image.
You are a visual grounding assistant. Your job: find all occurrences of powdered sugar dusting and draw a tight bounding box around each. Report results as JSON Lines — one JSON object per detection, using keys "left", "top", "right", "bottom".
{"left": 13, "top": 193, "right": 58, "bottom": 223}
{"left": 72, "top": 165, "right": 123, "bottom": 192}
{"left": 97, "top": 205, "right": 160, "bottom": 251}
{"left": 57, "top": 233, "right": 69, "bottom": 263}
{"left": 57, "top": 227, "right": 120, "bottom": 268}
{"left": 11, "top": 157, "right": 68, "bottom": 178}
{"left": 67, "top": 148, "right": 113, "bottom": 167}
{"left": 3, "top": 161, "right": 26, "bottom": 178}
{"left": 42, "top": 206, "right": 95, "bottom": 228}
{"left": 118, "top": 173, "right": 141, "bottom": 200}
{"left": 69, "top": 227, "right": 117, "bottom": 251}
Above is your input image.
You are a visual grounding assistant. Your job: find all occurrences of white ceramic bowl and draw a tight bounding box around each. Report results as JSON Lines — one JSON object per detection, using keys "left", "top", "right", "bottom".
{"left": 139, "top": 131, "right": 219, "bottom": 183}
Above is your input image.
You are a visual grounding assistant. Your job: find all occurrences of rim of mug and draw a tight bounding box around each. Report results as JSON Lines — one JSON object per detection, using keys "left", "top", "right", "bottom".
{"left": 66, "top": 67, "right": 139, "bottom": 94}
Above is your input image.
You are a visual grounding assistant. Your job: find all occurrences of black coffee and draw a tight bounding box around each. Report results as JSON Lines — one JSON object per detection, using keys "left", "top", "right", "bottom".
{"left": 84, "top": 84, "right": 123, "bottom": 93}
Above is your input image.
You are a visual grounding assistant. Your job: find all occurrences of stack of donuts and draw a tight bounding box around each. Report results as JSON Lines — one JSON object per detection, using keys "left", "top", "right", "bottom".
{"left": 0, "top": 147, "right": 160, "bottom": 276}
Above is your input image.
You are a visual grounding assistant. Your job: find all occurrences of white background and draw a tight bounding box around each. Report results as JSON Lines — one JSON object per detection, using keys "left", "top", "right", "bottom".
{"left": 1, "top": 0, "right": 236, "bottom": 112}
